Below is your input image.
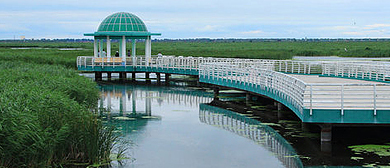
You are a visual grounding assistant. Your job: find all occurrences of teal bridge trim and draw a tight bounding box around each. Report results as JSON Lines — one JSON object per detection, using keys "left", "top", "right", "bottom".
{"left": 199, "top": 76, "right": 390, "bottom": 124}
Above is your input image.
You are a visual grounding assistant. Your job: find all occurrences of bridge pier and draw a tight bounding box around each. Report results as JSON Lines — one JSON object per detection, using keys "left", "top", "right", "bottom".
{"left": 119, "top": 72, "right": 127, "bottom": 80}
{"left": 213, "top": 87, "right": 220, "bottom": 101}
{"left": 156, "top": 73, "right": 161, "bottom": 85}
{"left": 95, "top": 72, "right": 102, "bottom": 81}
{"left": 107, "top": 72, "right": 112, "bottom": 80}
{"left": 320, "top": 124, "right": 332, "bottom": 153}
{"left": 246, "top": 92, "right": 252, "bottom": 106}
{"left": 165, "top": 73, "right": 171, "bottom": 85}
{"left": 132, "top": 72, "right": 136, "bottom": 81}
{"left": 145, "top": 72, "right": 151, "bottom": 84}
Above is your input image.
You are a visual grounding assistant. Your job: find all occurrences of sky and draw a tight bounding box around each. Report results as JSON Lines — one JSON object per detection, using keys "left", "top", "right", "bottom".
{"left": 1, "top": 0, "right": 390, "bottom": 39}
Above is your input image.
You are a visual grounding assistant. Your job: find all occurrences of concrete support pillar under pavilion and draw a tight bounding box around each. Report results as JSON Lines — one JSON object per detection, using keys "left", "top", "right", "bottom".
{"left": 107, "top": 36, "right": 111, "bottom": 57}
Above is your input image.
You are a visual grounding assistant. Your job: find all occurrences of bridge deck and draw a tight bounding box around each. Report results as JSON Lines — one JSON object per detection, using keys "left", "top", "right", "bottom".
{"left": 291, "top": 74, "right": 390, "bottom": 110}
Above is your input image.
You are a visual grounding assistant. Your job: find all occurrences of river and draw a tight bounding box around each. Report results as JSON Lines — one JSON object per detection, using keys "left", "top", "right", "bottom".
{"left": 92, "top": 74, "right": 390, "bottom": 168}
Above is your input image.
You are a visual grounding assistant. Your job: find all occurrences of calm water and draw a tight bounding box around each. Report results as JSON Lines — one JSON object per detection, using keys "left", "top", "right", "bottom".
{"left": 87, "top": 72, "right": 390, "bottom": 168}
{"left": 98, "top": 83, "right": 302, "bottom": 168}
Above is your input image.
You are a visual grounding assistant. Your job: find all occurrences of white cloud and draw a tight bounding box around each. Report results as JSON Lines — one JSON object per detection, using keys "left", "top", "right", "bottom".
{"left": 364, "top": 24, "right": 390, "bottom": 30}
{"left": 240, "top": 30, "right": 265, "bottom": 34}
{"left": 196, "top": 25, "right": 222, "bottom": 32}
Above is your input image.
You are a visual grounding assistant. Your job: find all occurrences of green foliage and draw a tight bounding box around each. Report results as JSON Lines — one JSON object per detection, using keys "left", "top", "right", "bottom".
{"left": 146, "top": 41, "right": 390, "bottom": 58}
{"left": 0, "top": 61, "right": 116, "bottom": 167}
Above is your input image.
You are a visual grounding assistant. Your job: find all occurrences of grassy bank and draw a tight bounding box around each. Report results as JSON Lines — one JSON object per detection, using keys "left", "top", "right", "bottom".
{"left": 0, "top": 43, "right": 118, "bottom": 167}
{"left": 1, "top": 41, "right": 390, "bottom": 64}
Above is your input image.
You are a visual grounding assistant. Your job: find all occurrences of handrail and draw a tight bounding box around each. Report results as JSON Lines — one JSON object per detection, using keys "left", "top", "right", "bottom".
{"left": 77, "top": 56, "right": 390, "bottom": 115}
{"left": 199, "top": 62, "right": 306, "bottom": 114}
{"left": 199, "top": 62, "right": 390, "bottom": 116}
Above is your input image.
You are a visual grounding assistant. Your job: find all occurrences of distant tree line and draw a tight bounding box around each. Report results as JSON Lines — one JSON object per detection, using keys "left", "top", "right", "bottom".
{"left": 2, "top": 38, "right": 390, "bottom": 43}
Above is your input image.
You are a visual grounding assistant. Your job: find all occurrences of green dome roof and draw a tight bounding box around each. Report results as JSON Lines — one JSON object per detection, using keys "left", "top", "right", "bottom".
{"left": 97, "top": 12, "right": 148, "bottom": 32}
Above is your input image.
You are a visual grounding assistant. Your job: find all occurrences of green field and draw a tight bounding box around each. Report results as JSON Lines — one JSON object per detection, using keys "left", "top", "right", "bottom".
{"left": 1, "top": 40, "right": 390, "bottom": 68}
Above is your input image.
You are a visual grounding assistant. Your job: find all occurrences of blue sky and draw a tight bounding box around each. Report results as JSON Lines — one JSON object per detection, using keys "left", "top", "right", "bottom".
{"left": 1, "top": 0, "right": 390, "bottom": 39}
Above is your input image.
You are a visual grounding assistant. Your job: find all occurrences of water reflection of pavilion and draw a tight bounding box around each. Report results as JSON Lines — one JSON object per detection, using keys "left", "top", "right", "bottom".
{"left": 199, "top": 104, "right": 303, "bottom": 168}
{"left": 99, "top": 84, "right": 213, "bottom": 117}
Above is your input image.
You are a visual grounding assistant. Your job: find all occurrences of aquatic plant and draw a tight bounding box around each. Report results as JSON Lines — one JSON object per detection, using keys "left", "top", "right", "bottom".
{"left": 0, "top": 61, "right": 117, "bottom": 167}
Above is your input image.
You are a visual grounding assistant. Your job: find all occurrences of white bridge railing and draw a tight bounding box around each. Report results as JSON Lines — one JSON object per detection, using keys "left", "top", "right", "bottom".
{"left": 77, "top": 55, "right": 390, "bottom": 114}
{"left": 78, "top": 56, "right": 390, "bottom": 81}
{"left": 199, "top": 63, "right": 306, "bottom": 114}
{"left": 322, "top": 61, "right": 390, "bottom": 81}
{"left": 77, "top": 56, "right": 323, "bottom": 74}
{"left": 199, "top": 62, "right": 390, "bottom": 115}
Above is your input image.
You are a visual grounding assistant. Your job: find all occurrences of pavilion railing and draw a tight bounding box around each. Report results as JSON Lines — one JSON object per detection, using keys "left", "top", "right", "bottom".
{"left": 77, "top": 56, "right": 324, "bottom": 74}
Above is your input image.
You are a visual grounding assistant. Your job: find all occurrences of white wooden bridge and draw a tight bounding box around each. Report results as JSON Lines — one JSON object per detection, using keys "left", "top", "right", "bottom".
{"left": 78, "top": 56, "right": 390, "bottom": 125}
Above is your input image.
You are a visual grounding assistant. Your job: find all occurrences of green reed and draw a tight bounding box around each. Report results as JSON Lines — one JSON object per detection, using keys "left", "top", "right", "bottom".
{"left": 0, "top": 61, "right": 117, "bottom": 167}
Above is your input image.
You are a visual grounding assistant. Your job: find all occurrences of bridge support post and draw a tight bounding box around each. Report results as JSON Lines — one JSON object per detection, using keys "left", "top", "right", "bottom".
{"left": 95, "top": 72, "right": 102, "bottom": 81}
{"left": 277, "top": 102, "right": 283, "bottom": 111}
{"left": 107, "top": 72, "right": 111, "bottom": 80}
{"left": 320, "top": 124, "right": 332, "bottom": 153}
{"left": 246, "top": 92, "right": 252, "bottom": 106}
{"left": 165, "top": 73, "right": 171, "bottom": 85}
{"left": 156, "top": 73, "right": 161, "bottom": 85}
{"left": 145, "top": 72, "right": 151, "bottom": 84}
{"left": 214, "top": 87, "right": 220, "bottom": 101}
{"left": 119, "top": 72, "right": 127, "bottom": 80}
{"left": 132, "top": 72, "right": 136, "bottom": 81}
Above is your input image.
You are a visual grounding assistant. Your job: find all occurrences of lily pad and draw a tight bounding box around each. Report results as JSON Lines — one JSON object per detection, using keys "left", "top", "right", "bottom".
{"left": 349, "top": 144, "right": 390, "bottom": 157}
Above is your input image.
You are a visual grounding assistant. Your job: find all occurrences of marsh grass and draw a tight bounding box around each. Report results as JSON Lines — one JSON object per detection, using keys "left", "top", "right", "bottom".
{"left": 2, "top": 41, "right": 390, "bottom": 66}
{"left": 0, "top": 61, "right": 118, "bottom": 167}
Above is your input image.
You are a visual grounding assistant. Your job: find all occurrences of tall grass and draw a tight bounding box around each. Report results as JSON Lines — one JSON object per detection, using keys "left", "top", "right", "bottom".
{"left": 0, "top": 61, "right": 116, "bottom": 167}
{"left": 1, "top": 41, "right": 390, "bottom": 65}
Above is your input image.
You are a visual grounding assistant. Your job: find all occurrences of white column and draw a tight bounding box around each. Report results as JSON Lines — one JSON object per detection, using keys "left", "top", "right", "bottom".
{"left": 106, "top": 36, "right": 111, "bottom": 57}
{"left": 145, "top": 36, "right": 151, "bottom": 65}
{"left": 93, "top": 37, "right": 98, "bottom": 57}
{"left": 99, "top": 39, "right": 103, "bottom": 57}
{"left": 122, "top": 36, "right": 126, "bottom": 62}
{"left": 132, "top": 39, "right": 137, "bottom": 66}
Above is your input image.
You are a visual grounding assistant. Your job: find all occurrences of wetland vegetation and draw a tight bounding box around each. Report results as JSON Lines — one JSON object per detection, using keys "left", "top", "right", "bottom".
{"left": 0, "top": 43, "right": 118, "bottom": 167}
{"left": 2, "top": 40, "right": 390, "bottom": 63}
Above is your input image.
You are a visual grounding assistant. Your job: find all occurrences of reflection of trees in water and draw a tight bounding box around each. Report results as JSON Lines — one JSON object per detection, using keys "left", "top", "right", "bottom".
{"left": 199, "top": 104, "right": 303, "bottom": 168}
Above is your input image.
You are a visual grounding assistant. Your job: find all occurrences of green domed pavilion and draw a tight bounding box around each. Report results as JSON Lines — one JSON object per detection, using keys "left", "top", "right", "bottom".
{"left": 85, "top": 12, "right": 161, "bottom": 65}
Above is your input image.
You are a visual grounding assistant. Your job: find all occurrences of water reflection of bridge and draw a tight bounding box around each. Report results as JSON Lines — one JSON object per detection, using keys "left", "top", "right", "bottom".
{"left": 99, "top": 84, "right": 213, "bottom": 116}
{"left": 199, "top": 104, "right": 303, "bottom": 168}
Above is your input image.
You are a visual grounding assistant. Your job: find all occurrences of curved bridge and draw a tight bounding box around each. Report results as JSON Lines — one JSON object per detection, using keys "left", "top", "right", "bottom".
{"left": 77, "top": 56, "right": 390, "bottom": 124}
